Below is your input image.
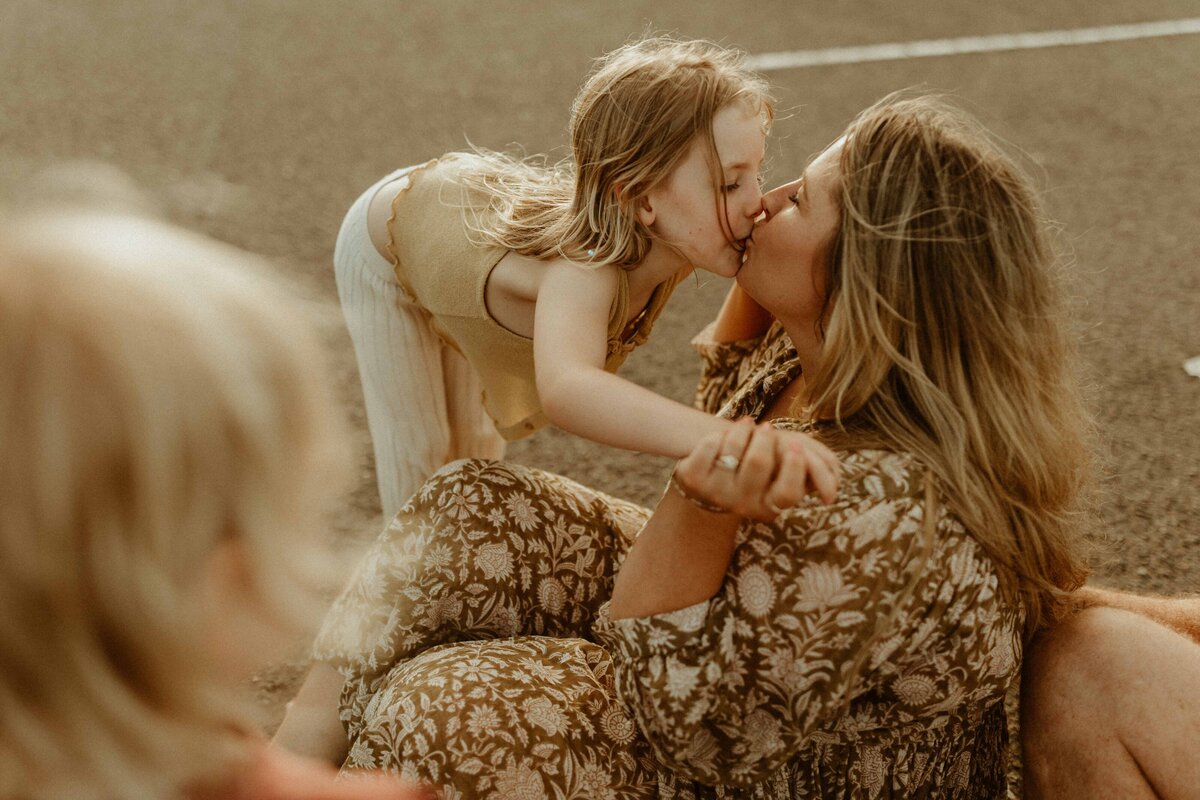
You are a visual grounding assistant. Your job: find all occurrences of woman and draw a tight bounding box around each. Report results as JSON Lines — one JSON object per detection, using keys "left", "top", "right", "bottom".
{"left": 277, "top": 35, "right": 845, "bottom": 760}
{"left": 304, "top": 93, "right": 1092, "bottom": 798}
{"left": 0, "top": 210, "right": 427, "bottom": 800}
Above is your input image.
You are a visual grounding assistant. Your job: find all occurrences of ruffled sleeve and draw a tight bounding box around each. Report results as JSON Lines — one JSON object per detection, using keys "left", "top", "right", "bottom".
{"left": 690, "top": 321, "right": 765, "bottom": 415}
{"left": 593, "top": 463, "right": 941, "bottom": 787}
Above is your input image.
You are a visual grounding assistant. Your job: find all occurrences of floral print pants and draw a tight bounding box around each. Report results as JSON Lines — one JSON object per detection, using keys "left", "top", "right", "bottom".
{"left": 314, "top": 459, "right": 661, "bottom": 798}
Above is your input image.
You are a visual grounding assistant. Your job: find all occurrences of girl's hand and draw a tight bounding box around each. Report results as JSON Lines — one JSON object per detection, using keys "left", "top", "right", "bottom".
{"left": 775, "top": 429, "right": 840, "bottom": 502}
{"left": 673, "top": 418, "right": 840, "bottom": 521}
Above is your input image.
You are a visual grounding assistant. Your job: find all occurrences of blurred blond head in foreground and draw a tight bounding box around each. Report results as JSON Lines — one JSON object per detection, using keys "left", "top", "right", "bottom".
{"left": 0, "top": 208, "right": 352, "bottom": 799}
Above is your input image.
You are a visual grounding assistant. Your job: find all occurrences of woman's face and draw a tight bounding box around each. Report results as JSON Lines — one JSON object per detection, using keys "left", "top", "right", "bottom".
{"left": 641, "top": 102, "right": 767, "bottom": 278}
{"left": 736, "top": 138, "right": 844, "bottom": 335}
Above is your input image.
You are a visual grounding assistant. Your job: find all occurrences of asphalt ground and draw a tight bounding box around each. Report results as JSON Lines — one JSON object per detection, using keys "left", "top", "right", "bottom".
{"left": 4, "top": 0, "right": 1198, "bottom": 744}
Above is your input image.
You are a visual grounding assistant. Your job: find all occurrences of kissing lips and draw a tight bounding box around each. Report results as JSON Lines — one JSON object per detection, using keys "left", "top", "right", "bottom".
{"left": 739, "top": 234, "right": 753, "bottom": 266}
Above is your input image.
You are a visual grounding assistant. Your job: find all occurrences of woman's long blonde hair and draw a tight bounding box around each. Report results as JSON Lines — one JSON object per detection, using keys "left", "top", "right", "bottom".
{"left": 464, "top": 35, "right": 773, "bottom": 267}
{"left": 808, "top": 94, "right": 1093, "bottom": 638}
{"left": 0, "top": 212, "right": 350, "bottom": 799}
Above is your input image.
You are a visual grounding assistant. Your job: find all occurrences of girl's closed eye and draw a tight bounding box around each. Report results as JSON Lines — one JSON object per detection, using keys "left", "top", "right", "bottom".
{"left": 723, "top": 181, "right": 741, "bottom": 193}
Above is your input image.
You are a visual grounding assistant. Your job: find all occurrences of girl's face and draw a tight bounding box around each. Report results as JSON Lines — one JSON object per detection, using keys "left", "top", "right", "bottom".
{"left": 640, "top": 102, "right": 767, "bottom": 277}
{"left": 737, "top": 138, "right": 844, "bottom": 339}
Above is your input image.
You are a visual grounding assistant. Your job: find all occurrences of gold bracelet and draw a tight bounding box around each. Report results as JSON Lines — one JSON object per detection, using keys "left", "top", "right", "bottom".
{"left": 668, "top": 468, "right": 728, "bottom": 514}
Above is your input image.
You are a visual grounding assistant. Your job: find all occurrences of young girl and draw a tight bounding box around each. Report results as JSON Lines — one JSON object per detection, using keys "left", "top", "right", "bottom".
{"left": 336, "top": 35, "right": 837, "bottom": 518}
{"left": 0, "top": 210, "right": 429, "bottom": 800}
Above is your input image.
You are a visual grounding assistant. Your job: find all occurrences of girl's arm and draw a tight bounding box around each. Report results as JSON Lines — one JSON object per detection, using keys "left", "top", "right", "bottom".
{"left": 535, "top": 260, "right": 736, "bottom": 459}
{"left": 711, "top": 282, "right": 774, "bottom": 343}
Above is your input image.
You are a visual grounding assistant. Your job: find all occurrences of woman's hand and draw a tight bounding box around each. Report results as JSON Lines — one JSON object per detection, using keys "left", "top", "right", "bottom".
{"left": 611, "top": 418, "right": 838, "bottom": 620}
{"left": 673, "top": 418, "right": 840, "bottom": 521}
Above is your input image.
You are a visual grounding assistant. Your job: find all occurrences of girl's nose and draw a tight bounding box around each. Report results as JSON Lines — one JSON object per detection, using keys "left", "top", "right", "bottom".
{"left": 747, "top": 193, "right": 765, "bottom": 220}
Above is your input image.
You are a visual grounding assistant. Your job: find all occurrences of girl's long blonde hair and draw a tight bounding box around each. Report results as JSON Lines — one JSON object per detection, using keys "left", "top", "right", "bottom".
{"left": 808, "top": 94, "right": 1093, "bottom": 638}
{"left": 464, "top": 35, "right": 773, "bottom": 267}
{"left": 0, "top": 212, "right": 350, "bottom": 799}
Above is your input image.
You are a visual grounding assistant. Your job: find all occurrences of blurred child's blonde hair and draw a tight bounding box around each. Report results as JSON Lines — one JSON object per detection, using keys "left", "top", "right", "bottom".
{"left": 0, "top": 211, "right": 351, "bottom": 799}
{"left": 465, "top": 35, "right": 773, "bottom": 267}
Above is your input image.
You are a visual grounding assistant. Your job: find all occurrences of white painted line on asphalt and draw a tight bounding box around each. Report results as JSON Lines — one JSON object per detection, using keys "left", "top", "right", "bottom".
{"left": 746, "top": 18, "right": 1200, "bottom": 71}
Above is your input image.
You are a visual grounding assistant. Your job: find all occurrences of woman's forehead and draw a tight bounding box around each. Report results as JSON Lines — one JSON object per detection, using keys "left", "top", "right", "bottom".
{"left": 806, "top": 137, "right": 846, "bottom": 175}
{"left": 792, "top": 138, "right": 845, "bottom": 196}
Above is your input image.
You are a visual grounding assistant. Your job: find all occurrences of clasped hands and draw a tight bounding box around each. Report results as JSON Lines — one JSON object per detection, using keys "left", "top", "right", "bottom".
{"left": 671, "top": 417, "right": 840, "bottom": 522}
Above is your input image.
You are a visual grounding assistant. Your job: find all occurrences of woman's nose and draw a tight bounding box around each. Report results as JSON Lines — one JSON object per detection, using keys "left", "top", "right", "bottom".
{"left": 760, "top": 182, "right": 796, "bottom": 221}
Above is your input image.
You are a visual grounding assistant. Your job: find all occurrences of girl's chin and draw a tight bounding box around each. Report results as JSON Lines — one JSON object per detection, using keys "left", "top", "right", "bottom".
{"left": 709, "top": 251, "right": 744, "bottom": 278}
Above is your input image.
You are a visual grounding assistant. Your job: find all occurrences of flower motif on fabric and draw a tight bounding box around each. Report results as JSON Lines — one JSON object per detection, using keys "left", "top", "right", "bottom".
{"left": 893, "top": 673, "right": 938, "bottom": 706}
{"left": 537, "top": 577, "right": 567, "bottom": 615}
{"left": 473, "top": 542, "right": 513, "bottom": 581}
{"left": 600, "top": 706, "right": 638, "bottom": 746}
{"left": 523, "top": 696, "right": 568, "bottom": 736}
{"left": 736, "top": 565, "right": 776, "bottom": 617}
{"left": 492, "top": 760, "right": 548, "bottom": 800}
{"left": 795, "top": 562, "right": 857, "bottom": 611}
{"left": 504, "top": 492, "right": 541, "bottom": 531}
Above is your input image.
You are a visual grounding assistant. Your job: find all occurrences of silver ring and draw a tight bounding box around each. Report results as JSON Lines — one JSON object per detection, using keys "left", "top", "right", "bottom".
{"left": 715, "top": 454, "right": 740, "bottom": 472}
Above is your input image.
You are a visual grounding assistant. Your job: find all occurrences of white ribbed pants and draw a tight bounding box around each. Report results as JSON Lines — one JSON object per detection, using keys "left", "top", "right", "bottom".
{"left": 334, "top": 166, "right": 506, "bottom": 520}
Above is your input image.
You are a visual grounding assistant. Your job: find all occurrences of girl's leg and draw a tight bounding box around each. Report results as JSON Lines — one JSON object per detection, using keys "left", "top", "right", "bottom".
{"left": 277, "top": 169, "right": 500, "bottom": 763}
{"left": 1022, "top": 607, "right": 1200, "bottom": 799}
{"left": 441, "top": 343, "right": 506, "bottom": 465}
{"left": 332, "top": 166, "right": 453, "bottom": 520}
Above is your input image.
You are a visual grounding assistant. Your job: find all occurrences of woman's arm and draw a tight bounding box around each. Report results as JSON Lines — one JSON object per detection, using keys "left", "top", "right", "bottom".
{"left": 597, "top": 444, "right": 939, "bottom": 787}
{"left": 711, "top": 282, "right": 774, "bottom": 343}
{"left": 534, "top": 261, "right": 737, "bottom": 459}
{"left": 690, "top": 285, "right": 775, "bottom": 415}
{"left": 609, "top": 420, "right": 834, "bottom": 620}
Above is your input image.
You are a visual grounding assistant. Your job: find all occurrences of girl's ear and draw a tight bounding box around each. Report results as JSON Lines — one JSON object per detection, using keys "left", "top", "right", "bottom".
{"left": 634, "top": 194, "right": 656, "bottom": 227}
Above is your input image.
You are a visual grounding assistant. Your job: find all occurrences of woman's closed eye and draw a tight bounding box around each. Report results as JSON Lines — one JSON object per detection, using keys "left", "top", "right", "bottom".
{"left": 789, "top": 178, "right": 808, "bottom": 208}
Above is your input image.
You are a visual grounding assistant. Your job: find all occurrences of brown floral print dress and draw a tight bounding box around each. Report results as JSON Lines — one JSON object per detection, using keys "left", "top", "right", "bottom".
{"left": 313, "top": 323, "right": 1024, "bottom": 799}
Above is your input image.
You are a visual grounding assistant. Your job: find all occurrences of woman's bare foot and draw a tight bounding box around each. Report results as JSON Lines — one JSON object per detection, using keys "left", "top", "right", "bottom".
{"left": 271, "top": 661, "right": 351, "bottom": 766}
